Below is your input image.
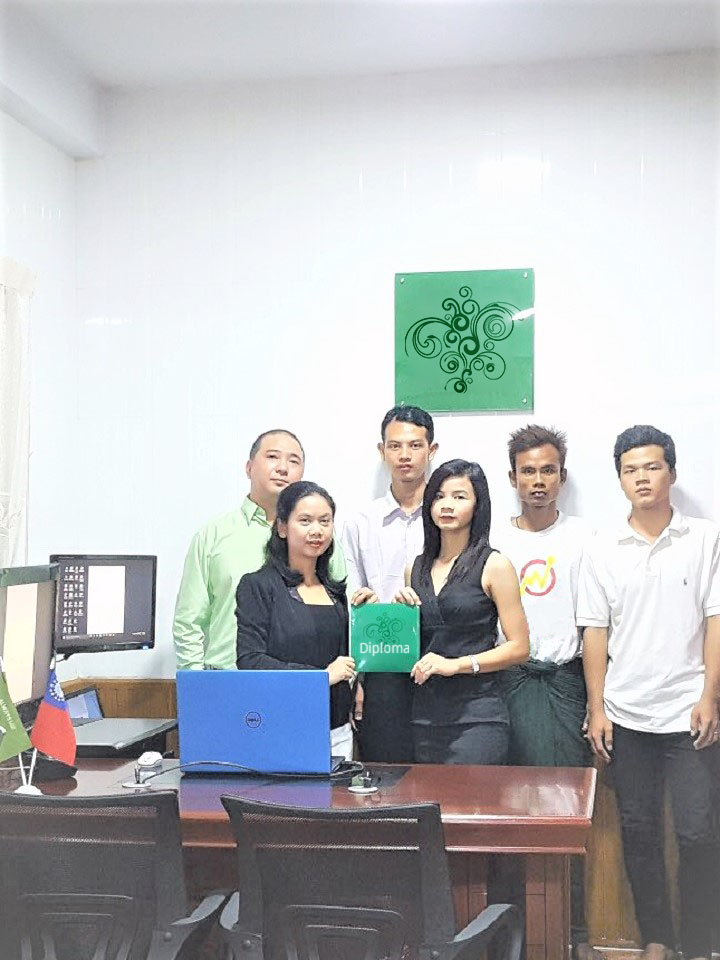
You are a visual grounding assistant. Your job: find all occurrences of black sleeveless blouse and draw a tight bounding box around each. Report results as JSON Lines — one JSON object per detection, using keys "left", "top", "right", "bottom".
{"left": 410, "top": 545, "right": 508, "bottom": 726}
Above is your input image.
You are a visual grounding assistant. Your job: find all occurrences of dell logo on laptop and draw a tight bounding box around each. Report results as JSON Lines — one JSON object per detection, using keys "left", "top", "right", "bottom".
{"left": 245, "top": 711, "right": 262, "bottom": 728}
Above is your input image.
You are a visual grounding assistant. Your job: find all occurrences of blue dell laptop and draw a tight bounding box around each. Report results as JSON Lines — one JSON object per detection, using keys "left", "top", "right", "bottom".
{"left": 176, "top": 670, "right": 339, "bottom": 775}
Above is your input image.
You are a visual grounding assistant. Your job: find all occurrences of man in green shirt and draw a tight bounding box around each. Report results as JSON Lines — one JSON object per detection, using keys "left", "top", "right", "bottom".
{"left": 173, "top": 429, "right": 347, "bottom": 670}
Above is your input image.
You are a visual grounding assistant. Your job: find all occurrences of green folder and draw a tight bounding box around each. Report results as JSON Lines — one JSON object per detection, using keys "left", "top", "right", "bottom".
{"left": 0, "top": 672, "right": 32, "bottom": 764}
{"left": 350, "top": 604, "right": 420, "bottom": 673}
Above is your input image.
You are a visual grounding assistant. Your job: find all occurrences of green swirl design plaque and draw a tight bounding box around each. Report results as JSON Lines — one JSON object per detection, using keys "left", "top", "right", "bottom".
{"left": 350, "top": 604, "right": 420, "bottom": 673}
{"left": 395, "top": 269, "right": 534, "bottom": 412}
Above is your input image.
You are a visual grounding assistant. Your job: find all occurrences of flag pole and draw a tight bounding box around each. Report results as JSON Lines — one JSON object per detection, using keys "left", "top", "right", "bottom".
{"left": 28, "top": 748, "right": 38, "bottom": 785}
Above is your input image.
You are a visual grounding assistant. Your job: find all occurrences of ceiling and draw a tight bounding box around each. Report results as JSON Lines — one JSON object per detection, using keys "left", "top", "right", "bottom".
{"left": 4, "top": 0, "right": 720, "bottom": 90}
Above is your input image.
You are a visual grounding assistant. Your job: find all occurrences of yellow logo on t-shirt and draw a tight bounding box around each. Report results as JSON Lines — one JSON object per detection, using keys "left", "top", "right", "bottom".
{"left": 519, "top": 555, "right": 557, "bottom": 597}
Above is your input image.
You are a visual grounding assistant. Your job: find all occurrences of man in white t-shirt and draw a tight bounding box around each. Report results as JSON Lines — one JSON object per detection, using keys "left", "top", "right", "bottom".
{"left": 579, "top": 425, "right": 720, "bottom": 960}
{"left": 494, "top": 424, "right": 597, "bottom": 960}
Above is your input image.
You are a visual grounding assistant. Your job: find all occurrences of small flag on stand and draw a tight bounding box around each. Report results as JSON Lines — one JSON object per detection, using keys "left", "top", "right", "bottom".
{"left": 0, "top": 671, "right": 32, "bottom": 764}
{"left": 30, "top": 669, "right": 76, "bottom": 767}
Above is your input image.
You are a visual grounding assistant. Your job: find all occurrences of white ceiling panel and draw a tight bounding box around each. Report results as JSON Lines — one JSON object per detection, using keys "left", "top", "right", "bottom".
{"left": 3, "top": 0, "right": 719, "bottom": 90}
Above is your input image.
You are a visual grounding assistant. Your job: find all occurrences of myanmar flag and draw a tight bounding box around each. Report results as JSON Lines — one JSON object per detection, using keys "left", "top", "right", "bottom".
{"left": 30, "top": 669, "right": 76, "bottom": 766}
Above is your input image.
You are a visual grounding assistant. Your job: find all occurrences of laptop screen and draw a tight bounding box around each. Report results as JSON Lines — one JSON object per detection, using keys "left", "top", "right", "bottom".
{"left": 177, "top": 670, "right": 332, "bottom": 775}
{"left": 66, "top": 687, "right": 103, "bottom": 722}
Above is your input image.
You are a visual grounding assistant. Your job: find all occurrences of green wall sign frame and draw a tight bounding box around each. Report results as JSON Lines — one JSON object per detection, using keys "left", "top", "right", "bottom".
{"left": 395, "top": 269, "right": 534, "bottom": 413}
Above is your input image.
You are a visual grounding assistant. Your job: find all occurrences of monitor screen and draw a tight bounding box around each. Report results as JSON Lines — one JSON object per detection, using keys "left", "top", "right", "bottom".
{"left": 0, "top": 565, "right": 57, "bottom": 706}
{"left": 65, "top": 686, "right": 103, "bottom": 722}
{"left": 50, "top": 555, "right": 156, "bottom": 655}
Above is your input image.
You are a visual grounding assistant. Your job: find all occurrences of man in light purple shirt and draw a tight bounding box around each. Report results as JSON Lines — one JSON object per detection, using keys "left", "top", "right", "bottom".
{"left": 343, "top": 405, "right": 437, "bottom": 762}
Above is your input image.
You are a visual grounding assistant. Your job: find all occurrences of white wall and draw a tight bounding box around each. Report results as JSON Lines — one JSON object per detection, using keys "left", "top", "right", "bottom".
{"left": 0, "top": 109, "right": 78, "bottom": 676}
{"left": 0, "top": 107, "right": 77, "bottom": 555}
{"left": 26, "top": 50, "right": 720, "bottom": 679}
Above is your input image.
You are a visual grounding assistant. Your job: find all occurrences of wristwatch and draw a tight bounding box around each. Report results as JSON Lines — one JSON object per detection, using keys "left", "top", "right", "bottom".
{"left": 469, "top": 655, "right": 480, "bottom": 674}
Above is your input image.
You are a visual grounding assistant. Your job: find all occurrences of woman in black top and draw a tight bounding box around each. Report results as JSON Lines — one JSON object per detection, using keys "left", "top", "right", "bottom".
{"left": 394, "top": 460, "right": 529, "bottom": 764}
{"left": 236, "top": 480, "right": 375, "bottom": 759}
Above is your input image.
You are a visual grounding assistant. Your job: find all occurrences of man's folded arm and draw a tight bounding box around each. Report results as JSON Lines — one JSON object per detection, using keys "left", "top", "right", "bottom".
{"left": 173, "top": 532, "right": 211, "bottom": 670}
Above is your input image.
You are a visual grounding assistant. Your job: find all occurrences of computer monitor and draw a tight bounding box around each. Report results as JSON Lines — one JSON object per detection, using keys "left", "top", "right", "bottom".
{"left": 50, "top": 555, "right": 156, "bottom": 656}
{"left": 0, "top": 565, "right": 57, "bottom": 719}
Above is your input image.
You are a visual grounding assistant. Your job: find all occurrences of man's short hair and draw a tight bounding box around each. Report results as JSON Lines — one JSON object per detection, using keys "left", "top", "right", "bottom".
{"left": 380, "top": 405, "right": 435, "bottom": 444}
{"left": 248, "top": 429, "right": 305, "bottom": 461}
{"left": 508, "top": 424, "right": 567, "bottom": 472}
{"left": 613, "top": 425, "right": 676, "bottom": 476}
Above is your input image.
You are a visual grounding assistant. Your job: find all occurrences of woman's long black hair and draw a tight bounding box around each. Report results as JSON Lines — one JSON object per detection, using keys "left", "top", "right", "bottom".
{"left": 416, "top": 459, "right": 492, "bottom": 588}
{"left": 265, "top": 480, "right": 347, "bottom": 598}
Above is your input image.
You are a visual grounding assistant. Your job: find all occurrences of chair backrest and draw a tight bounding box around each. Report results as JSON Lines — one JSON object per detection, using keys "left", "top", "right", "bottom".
{"left": 280, "top": 904, "right": 407, "bottom": 960}
{"left": 0, "top": 790, "right": 188, "bottom": 960}
{"left": 220, "top": 797, "right": 457, "bottom": 959}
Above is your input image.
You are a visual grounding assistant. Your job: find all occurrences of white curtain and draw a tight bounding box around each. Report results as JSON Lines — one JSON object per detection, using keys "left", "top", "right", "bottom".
{"left": 0, "top": 257, "right": 34, "bottom": 567}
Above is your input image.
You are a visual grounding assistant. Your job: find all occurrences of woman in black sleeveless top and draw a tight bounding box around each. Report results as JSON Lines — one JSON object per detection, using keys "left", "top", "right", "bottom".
{"left": 395, "top": 460, "right": 529, "bottom": 764}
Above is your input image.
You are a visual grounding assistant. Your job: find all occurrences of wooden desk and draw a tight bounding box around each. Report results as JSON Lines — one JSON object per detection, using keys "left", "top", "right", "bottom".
{"left": 5, "top": 759, "right": 596, "bottom": 960}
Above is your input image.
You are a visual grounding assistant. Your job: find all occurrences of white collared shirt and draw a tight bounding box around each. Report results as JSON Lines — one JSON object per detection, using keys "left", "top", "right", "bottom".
{"left": 342, "top": 489, "right": 424, "bottom": 602}
{"left": 577, "top": 510, "right": 720, "bottom": 733}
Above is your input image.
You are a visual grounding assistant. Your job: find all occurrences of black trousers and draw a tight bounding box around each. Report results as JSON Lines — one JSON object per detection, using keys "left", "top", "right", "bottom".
{"left": 611, "top": 723, "right": 720, "bottom": 958}
{"left": 357, "top": 673, "right": 414, "bottom": 763}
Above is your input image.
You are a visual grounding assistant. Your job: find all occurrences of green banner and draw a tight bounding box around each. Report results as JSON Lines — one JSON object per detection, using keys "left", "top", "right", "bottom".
{"left": 350, "top": 604, "right": 420, "bottom": 673}
{"left": 395, "top": 268, "right": 535, "bottom": 413}
{"left": 0, "top": 672, "right": 31, "bottom": 763}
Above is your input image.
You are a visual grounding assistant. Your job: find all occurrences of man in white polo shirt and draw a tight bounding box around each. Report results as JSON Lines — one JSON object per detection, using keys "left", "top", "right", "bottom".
{"left": 579, "top": 425, "right": 720, "bottom": 960}
{"left": 342, "top": 405, "right": 437, "bottom": 762}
